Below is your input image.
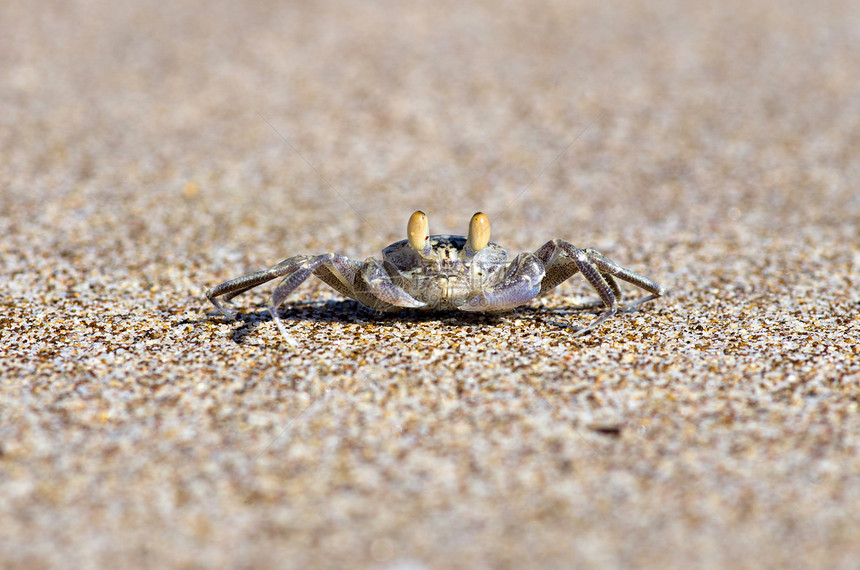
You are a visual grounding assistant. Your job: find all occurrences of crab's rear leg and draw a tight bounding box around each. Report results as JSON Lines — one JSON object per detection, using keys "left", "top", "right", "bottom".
{"left": 207, "top": 254, "right": 355, "bottom": 344}
{"left": 531, "top": 240, "right": 621, "bottom": 336}
{"left": 267, "top": 253, "right": 363, "bottom": 344}
{"left": 534, "top": 240, "right": 663, "bottom": 336}
{"left": 206, "top": 255, "right": 310, "bottom": 319}
{"left": 583, "top": 248, "right": 664, "bottom": 309}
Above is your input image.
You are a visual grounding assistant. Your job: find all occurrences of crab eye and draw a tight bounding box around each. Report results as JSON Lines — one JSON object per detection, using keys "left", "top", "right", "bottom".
{"left": 467, "top": 212, "right": 490, "bottom": 252}
{"left": 407, "top": 210, "right": 430, "bottom": 251}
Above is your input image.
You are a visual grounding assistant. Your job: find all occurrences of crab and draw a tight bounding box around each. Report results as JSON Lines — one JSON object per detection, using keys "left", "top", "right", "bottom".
{"left": 205, "top": 211, "right": 664, "bottom": 342}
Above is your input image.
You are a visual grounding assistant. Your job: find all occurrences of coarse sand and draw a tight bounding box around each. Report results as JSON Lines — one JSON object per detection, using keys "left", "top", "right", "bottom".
{"left": 2, "top": 0, "right": 859, "bottom": 568}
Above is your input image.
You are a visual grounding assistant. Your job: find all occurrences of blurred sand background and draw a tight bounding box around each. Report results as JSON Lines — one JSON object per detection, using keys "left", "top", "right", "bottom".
{"left": 2, "top": 0, "right": 859, "bottom": 568}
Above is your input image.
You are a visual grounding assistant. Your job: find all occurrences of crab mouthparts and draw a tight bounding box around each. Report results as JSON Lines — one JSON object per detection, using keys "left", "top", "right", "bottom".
{"left": 419, "top": 274, "right": 470, "bottom": 308}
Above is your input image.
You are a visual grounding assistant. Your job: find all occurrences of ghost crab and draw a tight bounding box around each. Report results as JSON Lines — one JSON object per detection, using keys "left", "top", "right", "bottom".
{"left": 206, "top": 211, "right": 664, "bottom": 342}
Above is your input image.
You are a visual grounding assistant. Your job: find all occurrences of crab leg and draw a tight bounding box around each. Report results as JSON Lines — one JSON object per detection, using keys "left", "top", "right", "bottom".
{"left": 268, "top": 255, "right": 337, "bottom": 309}
{"left": 206, "top": 255, "right": 311, "bottom": 319}
{"left": 583, "top": 248, "right": 664, "bottom": 307}
{"left": 533, "top": 240, "right": 664, "bottom": 335}
{"left": 311, "top": 254, "right": 361, "bottom": 299}
{"left": 536, "top": 241, "right": 662, "bottom": 305}
{"left": 266, "top": 254, "right": 362, "bottom": 344}
{"left": 530, "top": 240, "right": 620, "bottom": 335}
{"left": 207, "top": 254, "right": 362, "bottom": 344}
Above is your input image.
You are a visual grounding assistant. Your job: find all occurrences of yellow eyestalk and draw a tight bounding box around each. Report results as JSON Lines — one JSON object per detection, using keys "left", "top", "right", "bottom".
{"left": 467, "top": 212, "right": 490, "bottom": 252}
{"left": 407, "top": 210, "right": 430, "bottom": 251}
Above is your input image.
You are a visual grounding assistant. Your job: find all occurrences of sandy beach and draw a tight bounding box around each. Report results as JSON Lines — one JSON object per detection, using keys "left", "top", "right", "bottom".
{"left": 2, "top": 0, "right": 859, "bottom": 567}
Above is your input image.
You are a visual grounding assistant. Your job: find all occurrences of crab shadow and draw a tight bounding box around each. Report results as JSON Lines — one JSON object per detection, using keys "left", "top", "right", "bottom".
{"left": 203, "top": 299, "right": 606, "bottom": 344}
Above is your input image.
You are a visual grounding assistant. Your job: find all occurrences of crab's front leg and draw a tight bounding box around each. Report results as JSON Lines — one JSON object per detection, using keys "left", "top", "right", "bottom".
{"left": 460, "top": 253, "right": 545, "bottom": 312}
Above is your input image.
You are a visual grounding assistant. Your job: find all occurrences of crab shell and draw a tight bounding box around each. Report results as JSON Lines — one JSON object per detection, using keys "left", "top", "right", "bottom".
{"left": 381, "top": 234, "right": 518, "bottom": 310}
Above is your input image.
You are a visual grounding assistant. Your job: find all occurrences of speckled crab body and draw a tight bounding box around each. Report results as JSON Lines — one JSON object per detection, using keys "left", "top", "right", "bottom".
{"left": 206, "top": 211, "right": 664, "bottom": 341}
